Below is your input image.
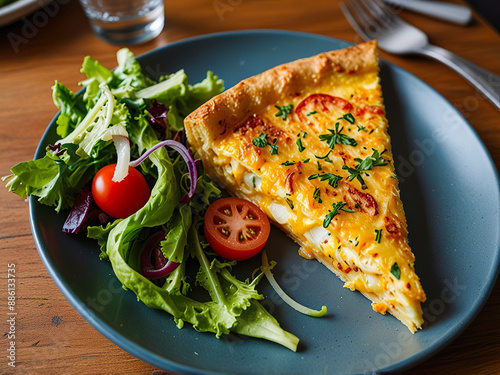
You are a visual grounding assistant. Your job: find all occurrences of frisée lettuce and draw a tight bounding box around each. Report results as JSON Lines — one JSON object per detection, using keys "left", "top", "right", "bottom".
{"left": 3, "top": 49, "right": 299, "bottom": 351}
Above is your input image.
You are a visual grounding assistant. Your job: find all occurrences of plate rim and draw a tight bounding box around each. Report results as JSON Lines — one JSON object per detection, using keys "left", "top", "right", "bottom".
{"left": 29, "top": 29, "right": 500, "bottom": 374}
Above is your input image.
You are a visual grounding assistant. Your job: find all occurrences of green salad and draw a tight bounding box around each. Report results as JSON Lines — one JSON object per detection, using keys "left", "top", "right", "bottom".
{"left": 3, "top": 49, "right": 300, "bottom": 351}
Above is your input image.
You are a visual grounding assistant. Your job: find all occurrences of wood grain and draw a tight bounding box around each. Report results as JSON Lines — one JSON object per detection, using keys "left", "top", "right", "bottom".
{"left": 1, "top": 0, "right": 499, "bottom": 373}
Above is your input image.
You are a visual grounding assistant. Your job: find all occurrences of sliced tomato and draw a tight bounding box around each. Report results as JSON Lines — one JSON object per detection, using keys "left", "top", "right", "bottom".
{"left": 295, "top": 93, "right": 353, "bottom": 125}
{"left": 91, "top": 163, "right": 150, "bottom": 219}
{"left": 204, "top": 197, "right": 271, "bottom": 261}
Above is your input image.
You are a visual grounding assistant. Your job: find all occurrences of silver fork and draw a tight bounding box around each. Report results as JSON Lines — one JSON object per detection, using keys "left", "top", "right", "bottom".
{"left": 340, "top": 0, "right": 500, "bottom": 112}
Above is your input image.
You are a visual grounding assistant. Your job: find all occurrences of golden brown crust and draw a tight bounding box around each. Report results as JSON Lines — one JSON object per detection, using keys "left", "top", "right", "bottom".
{"left": 185, "top": 41, "right": 378, "bottom": 149}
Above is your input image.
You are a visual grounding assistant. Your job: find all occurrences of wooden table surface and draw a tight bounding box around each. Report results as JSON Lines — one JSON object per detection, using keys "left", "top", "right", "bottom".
{"left": 1, "top": 0, "right": 499, "bottom": 373}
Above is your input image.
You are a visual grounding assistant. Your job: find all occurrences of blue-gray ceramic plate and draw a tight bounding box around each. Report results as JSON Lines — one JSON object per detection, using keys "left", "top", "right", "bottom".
{"left": 30, "top": 30, "right": 500, "bottom": 374}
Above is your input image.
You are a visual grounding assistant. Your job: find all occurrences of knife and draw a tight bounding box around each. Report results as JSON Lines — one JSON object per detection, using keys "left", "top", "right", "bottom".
{"left": 382, "top": 0, "right": 473, "bottom": 25}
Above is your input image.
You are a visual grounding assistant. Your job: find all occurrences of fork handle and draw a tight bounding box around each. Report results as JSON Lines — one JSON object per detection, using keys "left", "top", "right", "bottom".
{"left": 383, "top": 0, "right": 472, "bottom": 25}
{"left": 419, "top": 45, "right": 500, "bottom": 112}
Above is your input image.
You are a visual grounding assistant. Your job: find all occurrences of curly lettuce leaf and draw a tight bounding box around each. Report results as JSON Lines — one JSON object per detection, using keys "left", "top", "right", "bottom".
{"left": 136, "top": 69, "right": 224, "bottom": 131}
{"left": 52, "top": 81, "right": 87, "bottom": 137}
{"left": 95, "top": 141, "right": 297, "bottom": 350}
{"left": 4, "top": 142, "right": 114, "bottom": 212}
{"left": 160, "top": 203, "right": 192, "bottom": 264}
{"left": 80, "top": 56, "right": 114, "bottom": 86}
{"left": 113, "top": 48, "right": 151, "bottom": 90}
{"left": 104, "top": 213, "right": 298, "bottom": 350}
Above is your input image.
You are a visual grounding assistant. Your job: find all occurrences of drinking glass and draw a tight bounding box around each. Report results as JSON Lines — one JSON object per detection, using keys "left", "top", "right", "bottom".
{"left": 78, "top": 0, "right": 164, "bottom": 45}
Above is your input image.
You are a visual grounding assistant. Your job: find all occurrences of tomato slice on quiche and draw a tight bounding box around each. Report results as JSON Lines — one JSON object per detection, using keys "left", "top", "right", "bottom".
{"left": 185, "top": 41, "right": 426, "bottom": 333}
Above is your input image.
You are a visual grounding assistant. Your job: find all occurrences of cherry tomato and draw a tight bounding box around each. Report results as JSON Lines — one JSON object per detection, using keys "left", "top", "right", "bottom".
{"left": 204, "top": 197, "right": 271, "bottom": 261}
{"left": 92, "top": 163, "right": 150, "bottom": 218}
{"left": 295, "top": 93, "right": 353, "bottom": 125}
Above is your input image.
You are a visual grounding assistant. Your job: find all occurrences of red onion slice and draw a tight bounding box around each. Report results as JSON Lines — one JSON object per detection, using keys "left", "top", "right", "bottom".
{"left": 141, "top": 231, "right": 179, "bottom": 279}
{"left": 130, "top": 140, "right": 197, "bottom": 205}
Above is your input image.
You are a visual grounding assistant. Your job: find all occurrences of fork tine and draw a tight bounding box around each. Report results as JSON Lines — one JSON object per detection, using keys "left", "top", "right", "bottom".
{"left": 362, "top": 0, "right": 403, "bottom": 29}
{"left": 361, "top": 0, "right": 390, "bottom": 20}
{"left": 339, "top": 0, "right": 373, "bottom": 41}
{"left": 341, "top": 0, "right": 405, "bottom": 42}
{"left": 358, "top": 0, "right": 396, "bottom": 31}
{"left": 349, "top": 0, "right": 374, "bottom": 28}
{"left": 339, "top": 1, "right": 371, "bottom": 41}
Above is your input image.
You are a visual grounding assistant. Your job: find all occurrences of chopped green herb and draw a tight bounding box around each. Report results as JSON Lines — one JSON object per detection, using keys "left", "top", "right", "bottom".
{"left": 253, "top": 133, "right": 279, "bottom": 155}
{"left": 252, "top": 132, "right": 268, "bottom": 148}
{"left": 390, "top": 262, "right": 401, "bottom": 280}
{"left": 338, "top": 113, "right": 355, "bottom": 124}
{"left": 306, "top": 111, "right": 317, "bottom": 116}
{"left": 275, "top": 104, "right": 293, "bottom": 120}
{"left": 375, "top": 229, "right": 382, "bottom": 243}
{"left": 303, "top": 158, "right": 310, "bottom": 163}
{"left": 369, "top": 129, "right": 375, "bottom": 134}
{"left": 308, "top": 173, "right": 342, "bottom": 187}
{"left": 281, "top": 161, "right": 295, "bottom": 166}
{"left": 315, "top": 150, "right": 331, "bottom": 160}
{"left": 313, "top": 187, "right": 322, "bottom": 203}
{"left": 297, "top": 131, "right": 308, "bottom": 138}
{"left": 368, "top": 149, "right": 388, "bottom": 168}
{"left": 323, "top": 201, "right": 353, "bottom": 228}
{"left": 296, "top": 138, "right": 305, "bottom": 152}
{"left": 342, "top": 148, "right": 388, "bottom": 187}
{"left": 319, "top": 173, "right": 343, "bottom": 188}
{"left": 252, "top": 175, "right": 256, "bottom": 189}
{"left": 317, "top": 161, "right": 322, "bottom": 171}
{"left": 285, "top": 197, "right": 294, "bottom": 210}
{"left": 319, "top": 122, "right": 357, "bottom": 150}
{"left": 269, "top": 138, "right": 279, "bottom": 155}
{"left": 357, "top": 124, "right": 368, "bottom": 132}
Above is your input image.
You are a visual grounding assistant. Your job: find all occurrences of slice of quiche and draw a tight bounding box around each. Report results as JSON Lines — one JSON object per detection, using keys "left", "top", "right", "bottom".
{"left": 184, "top": 41, "right": 426, "bottom": 332}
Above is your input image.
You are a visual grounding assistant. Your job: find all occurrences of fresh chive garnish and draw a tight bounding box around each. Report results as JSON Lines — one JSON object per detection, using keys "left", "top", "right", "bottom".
{"left": 275, "top": 104, "right": 293, "bottom": 120}
{"left": 323, "top": 202, "right": 353, "bottom": 228}
{"left": 313, "top": 187, "right": 322, "bottom": 203}
{"left": 296, "top": 138, "right": 305, "bottom": 152}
